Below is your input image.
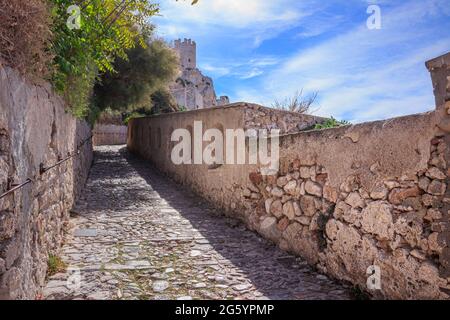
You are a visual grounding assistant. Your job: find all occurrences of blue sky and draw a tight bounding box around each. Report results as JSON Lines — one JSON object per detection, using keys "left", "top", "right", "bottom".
{"left": 154, "top": 0, "right": 450, "bottom": 123}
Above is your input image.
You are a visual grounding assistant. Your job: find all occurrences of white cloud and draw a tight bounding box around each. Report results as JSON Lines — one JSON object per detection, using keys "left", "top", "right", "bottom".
{"left": 252, "top": 0, "right": 450, "bottom": 122}
{"left": 155, "top": 0, "right": 322, "bottom": 47}
{"left": 240, "top": 68, "right": 264, "bottom": 80}
{"left": 153, "top": 0, "right": 449, "bottom": 123}
{"left": 199, "top": 63, "right": 231, "bottom": 77}
{"left": 157, "top": 0, "right": 303, "bottom": 29}
{"left": 199, "top": 56, "right": 280, "bottom": 79}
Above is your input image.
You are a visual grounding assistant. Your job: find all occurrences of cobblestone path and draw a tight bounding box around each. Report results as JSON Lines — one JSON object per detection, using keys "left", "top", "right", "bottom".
{"left": 44, "top": 146, "right": 353, "bottom": 300}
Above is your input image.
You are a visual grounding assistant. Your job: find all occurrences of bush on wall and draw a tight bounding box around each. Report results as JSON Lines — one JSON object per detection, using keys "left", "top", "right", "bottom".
{"left": 0, "top": 0, "right": 53, "bottom": 78}
{"left": 0, "top": 0, "right": 163, "bottom": 121}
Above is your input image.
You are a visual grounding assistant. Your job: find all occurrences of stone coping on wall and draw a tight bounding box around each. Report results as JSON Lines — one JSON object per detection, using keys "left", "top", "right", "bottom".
{"left": 127, "top": 52, "right": 450, "bottom": 299}
{"left": 426, "top": 52, "right": 450, "bottom": 70}
{"left": 134, "top": 101, "right": 328, "bottom": 123}
{"left": 127, "top": 103, "right": 450, "bottom": 299}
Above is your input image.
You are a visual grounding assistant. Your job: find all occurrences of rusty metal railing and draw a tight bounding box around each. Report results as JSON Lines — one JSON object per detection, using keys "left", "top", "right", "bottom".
{"left": 0, "top": 134, "right": 93, "bottom": 200}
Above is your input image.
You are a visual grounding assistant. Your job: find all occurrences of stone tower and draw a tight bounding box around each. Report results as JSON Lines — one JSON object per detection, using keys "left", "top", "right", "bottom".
{"left": 174, "top": 38, "right": 196, "bottom": 69}
{"left": 170, "top": 38, "right": 230, "bottom": 110}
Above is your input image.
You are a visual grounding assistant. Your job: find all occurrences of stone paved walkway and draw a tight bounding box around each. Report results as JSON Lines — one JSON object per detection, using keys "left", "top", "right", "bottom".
{"left": 43, "top": 145, "right": 353, "bottom": 300}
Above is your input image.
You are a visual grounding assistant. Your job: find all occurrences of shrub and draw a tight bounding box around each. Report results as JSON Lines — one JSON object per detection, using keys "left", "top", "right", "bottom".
{"left": 123, "top": 112, "right": 146, "bottom": 125}
{"left": 314, "top": 117, "right": 350, "bottom": 129}
{"left": 93, "top": 39, "right": 179, "bottom": 113}
{"left": 96, "top": 108, "right": 124, "bottom": 125}
{"left": 47, "top": 254, "right": 67, "bottom": 277}
{"left": 0, "top": 0, "right": 53, "bottom": 79}
{"left": 272, "top": 89, "right": 318, "bottom": 114}
{"left": 150, "top": 88, "right": 179, "bottom": 114}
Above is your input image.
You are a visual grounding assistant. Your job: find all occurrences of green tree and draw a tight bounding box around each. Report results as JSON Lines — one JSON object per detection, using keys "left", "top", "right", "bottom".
{"left": 93, "top": 39, "right": 179, "bottom": 112}
{"left": 50, "top": 0, "right": 159, "bottom": 116}
{"left": 150, "top": 88, "right": 179, "bottom": 114}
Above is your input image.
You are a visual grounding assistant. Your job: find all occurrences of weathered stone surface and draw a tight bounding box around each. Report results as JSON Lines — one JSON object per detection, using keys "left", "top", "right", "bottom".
{"left": 316, "top": 173, "right": 328, "bottom": 185}
{"left": 428, "top": 179, "right": 446, "bottom": 195}
{"left": 73, "top": 229, "right": 97, "bottom": 237}
{"left": 299, "top": 195, "right": 317, "bottom": 217}
{"left": 345, "top": 192, "right": 365, "bottom": 208}
{"left": 430, "top": 154, "right": 446, "bottom": 169}
{"left": 271, "top": 187, "right": 284, "bottom": 198}
{"left": 388, "top": 187, "right": 420, "bottom": 205}
{"left": 152, "top": 280, "right": 169, "bottom": 293}
{"left": 426, "top": 167, "right": 446, "bottom": 180}
{"left": 264, "top": 198, "right": 273, "bottom": 215}
{"left": 0, "top": 211, "right": 16, "bottom": 241}
{"left": 410, "top": 249, "right": 426, "bottom": 261}
{"left": 340, "top": 176, "right": 359, "bottom": 193}
{"left": 270, "top": 200, "right": 283, "bottom": 218}
{"left": 283, "top": 223, "right": 319, "bottom": 264}
{"left": 281, "top": 194, "right": 292, "bottom": 203}
{"left": 282, "top": 201, "right": 295, "bottom": 220}
{"left": 375, "top": 249, "right": 445, "bottom": 299}
{"left": 428, "top": 232, "right": 444, "bottom": 254}
{"left": 394, "top": 216, "right": 422, "bottom": 247}
{"left": 260, "top": 217, "right": 282, "bottom": 243}
{"left": 283, "top": 180, "right": 297, "bottom": 195}
{"left": 0, "top": 67, "right": 93, "bottom": 299}
{"left": 333, "top": 201, "right": 350, "bottom": 220}
{"left": 360, "top": 201, "right": 394, "bottom": 240}
{"left": 249, "top": 172, "right": 263, "bottom": 185}
{"left": 277, "top": 176, "right": 288, "bottom": 187}
{"left": 242, "top": 188, "right": 252, "bottom": 198}
{"left": 418, "top": 177, "right": 431, "bottom": 191}
{"left": 296, "top": 216, "right": 311, "bottom": 226}
{"left": 299, "top": 182, "right": 306, "bottom": 196}
{"left": 299, "top": 166, "right": 311, "bottom": 179}
{"left": 305, "top": 181, "right": 322, "bottom": 197}
{"left": 342, "top": 208, "right": 362, "bottom": 227}
{"left": 370, "top": 185, "right": 388, "bottom": 200}
{"left": 425, "top": 208, "right": 443, "bottom": 221}
{"left": 323, "top": 185, "right": 338, "bottom": 203}
{"left": 384, "top": 181, "right": 400, "bottom": 190}
{"left": 422, "top": 194, "right": 440, "bottom": 207}
{"left": 293, "top": 201, "right": 302, "bottom": 216}
{"left": 324, "top": 219, "right": 378, "bottom": 285}
{"left": 309, "top": 213, "right": 321, "bottom": 231}
{"left": 277, "top": 217, "right": 290, "bottom": 231}
{"left": 250, "top": 193, "right": 260, "bottom": 200}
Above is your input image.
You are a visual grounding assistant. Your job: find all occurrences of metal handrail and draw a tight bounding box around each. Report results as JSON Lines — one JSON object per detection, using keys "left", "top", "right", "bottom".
{"left": 0, "top": 134, "right": 93, "bottom": 200}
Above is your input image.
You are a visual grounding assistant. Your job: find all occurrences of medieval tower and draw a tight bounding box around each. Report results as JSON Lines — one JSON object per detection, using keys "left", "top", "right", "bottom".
{"left": 170, "top": 39, "right": 230, "bottom": 110}
{"left": 174, "top": 38, "right": 197, "bottom": 69}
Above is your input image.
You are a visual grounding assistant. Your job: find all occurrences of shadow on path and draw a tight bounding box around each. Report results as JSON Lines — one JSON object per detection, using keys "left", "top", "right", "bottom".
{"left": 117, "top": 146, "right": 352, "bottom": 300}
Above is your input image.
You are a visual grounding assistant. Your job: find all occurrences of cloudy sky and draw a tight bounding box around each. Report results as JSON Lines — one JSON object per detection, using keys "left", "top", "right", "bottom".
{"left": 153, "top": 0, "right": 450, "bottom": 123}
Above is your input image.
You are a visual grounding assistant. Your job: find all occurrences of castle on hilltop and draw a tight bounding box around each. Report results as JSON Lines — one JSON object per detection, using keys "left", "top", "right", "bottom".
{"left": 169, "top": 38, "right": 230, "bottom": 110}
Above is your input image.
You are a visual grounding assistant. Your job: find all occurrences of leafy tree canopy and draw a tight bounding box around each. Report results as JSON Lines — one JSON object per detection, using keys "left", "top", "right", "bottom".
{"left": 93, "top": 39, "right": 179, "bottom": 112}
{"left": 50, "top": 0, "right": 159, "bottom": 116}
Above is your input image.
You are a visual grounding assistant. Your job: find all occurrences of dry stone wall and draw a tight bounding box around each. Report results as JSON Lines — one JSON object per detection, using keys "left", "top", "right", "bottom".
{"left": 93, "top": 124, "right": 127, "bottom": 146}
{"left": 128, "top": 54, "right": 450, "bottom": 299}
{"left": 127, "top": 103, "right": 325, "bottom": 213}
{"left": 0, "top": 66, "right": 93, "bottom": 299}
{"left": 243, "top": 103, "right": 326, "bottom": 133}
{"left": 239, "top": 111, "right": 450, "bottom": 299}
